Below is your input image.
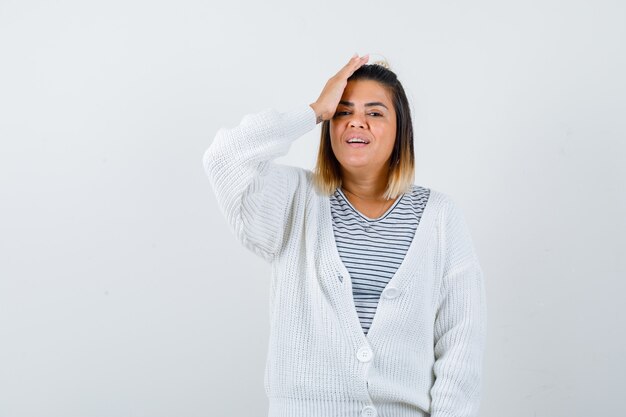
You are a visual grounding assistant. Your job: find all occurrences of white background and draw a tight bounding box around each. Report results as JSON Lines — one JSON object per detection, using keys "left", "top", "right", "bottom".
{"left": 1, "top": 1, "right": 624, "bottom": 416}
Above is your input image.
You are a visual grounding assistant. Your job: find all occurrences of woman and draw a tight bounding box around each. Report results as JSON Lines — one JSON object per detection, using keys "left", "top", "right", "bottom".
{"left": 203, "top": 54, "right": 487, "bottom": 417}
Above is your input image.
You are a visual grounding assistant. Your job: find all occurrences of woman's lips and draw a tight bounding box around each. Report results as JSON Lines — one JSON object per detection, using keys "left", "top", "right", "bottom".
{"left": 345, "top": 136, "right": 371, "bottom": 148}
{"left": 346, "top": 142, "right": 369, "bottom": 148}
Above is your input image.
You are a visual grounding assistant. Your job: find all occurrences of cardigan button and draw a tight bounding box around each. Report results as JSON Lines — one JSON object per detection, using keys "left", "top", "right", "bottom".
{"left": 361, "top": 405, "right": 377, "bottom": 417}
{"left": 356, "top": 346, "right": 373, "bottom": 362}
{"left": 382, "top": 286, "right": 400, "bottom": 299}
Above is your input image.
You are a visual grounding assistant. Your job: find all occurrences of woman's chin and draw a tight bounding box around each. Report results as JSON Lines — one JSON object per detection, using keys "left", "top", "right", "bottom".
{"left": 338, "top": 159, "right": 376, "bottom": 172}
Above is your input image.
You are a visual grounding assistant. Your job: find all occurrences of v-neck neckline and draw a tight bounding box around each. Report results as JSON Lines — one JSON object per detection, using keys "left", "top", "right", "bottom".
{"left": 321, "top": 186, "right": 440, "bottom": 342}
{"left": 335, "top": 188, "right": 405, "bottom": 222}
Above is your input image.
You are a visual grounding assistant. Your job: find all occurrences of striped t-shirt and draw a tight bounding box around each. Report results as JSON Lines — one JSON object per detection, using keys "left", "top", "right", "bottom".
{"left": 330, "top": 185, "right": 431, "bottom": 335}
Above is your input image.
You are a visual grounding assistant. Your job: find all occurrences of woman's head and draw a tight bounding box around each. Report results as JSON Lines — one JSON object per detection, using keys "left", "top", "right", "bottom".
{"left": 313, "top": 63, "right": 415, "bottom": 200}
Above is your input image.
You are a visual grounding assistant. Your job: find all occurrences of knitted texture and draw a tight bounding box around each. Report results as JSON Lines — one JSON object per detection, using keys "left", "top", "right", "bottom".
{"left": 203, "top": 104, "right": 487, "bottom": 417}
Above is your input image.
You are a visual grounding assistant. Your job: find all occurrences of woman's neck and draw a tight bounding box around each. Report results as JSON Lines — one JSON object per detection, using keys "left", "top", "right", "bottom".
{"left": 340, "top": 166, "right": 389, "bottom": 201}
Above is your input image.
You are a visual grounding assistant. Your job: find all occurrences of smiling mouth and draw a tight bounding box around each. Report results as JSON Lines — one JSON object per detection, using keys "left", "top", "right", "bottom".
{"left": 345, "top": 137, "right": 370, "bottom": 146}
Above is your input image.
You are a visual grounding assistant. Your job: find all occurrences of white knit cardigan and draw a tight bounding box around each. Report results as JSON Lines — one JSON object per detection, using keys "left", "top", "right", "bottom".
{"left": 203, "top": 104, "right": 487, "bottom": 417}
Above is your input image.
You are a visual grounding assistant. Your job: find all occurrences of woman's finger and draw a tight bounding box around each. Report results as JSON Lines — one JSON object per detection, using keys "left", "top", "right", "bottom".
{"left": 339, "top": 54, "right": 369, "bottom": 78}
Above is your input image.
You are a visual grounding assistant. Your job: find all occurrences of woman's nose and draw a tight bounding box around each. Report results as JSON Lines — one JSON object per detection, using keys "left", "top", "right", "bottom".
{"left": 349, "top": 114, "right": 366, "bottom": 128}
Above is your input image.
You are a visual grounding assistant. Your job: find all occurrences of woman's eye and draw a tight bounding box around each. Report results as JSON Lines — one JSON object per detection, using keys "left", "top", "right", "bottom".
{"left": 333, "top": 111, "right": 383, "bottom": 117}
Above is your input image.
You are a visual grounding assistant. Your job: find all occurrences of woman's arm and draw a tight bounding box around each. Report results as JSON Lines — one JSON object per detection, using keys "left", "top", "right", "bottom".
{"left": 430, "top": 199, "right": 488, "bottom": 417}
{"left": 203, "top": 54, "right": 369, "bottom": 263}
{"left": 202, "top": 105, "right": 316, "bottom": 262}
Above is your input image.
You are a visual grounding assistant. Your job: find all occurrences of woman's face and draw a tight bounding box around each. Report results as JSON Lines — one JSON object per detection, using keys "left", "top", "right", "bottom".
{"left": 329, "top": 79, "right": 397, "bottom": 175}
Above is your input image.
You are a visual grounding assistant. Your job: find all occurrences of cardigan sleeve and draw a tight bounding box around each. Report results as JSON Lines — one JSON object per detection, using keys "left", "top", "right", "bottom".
{"left": 430, "top": 198, "right": 488, "bottom": 417}
{"left": 202, "top": 104, "right": 317, "bottom": 263}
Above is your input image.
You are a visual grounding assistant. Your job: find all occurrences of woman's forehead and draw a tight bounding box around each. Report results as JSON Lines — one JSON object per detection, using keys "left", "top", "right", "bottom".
{"left": 341, "top": 79, "right": 393, "bottom": 105}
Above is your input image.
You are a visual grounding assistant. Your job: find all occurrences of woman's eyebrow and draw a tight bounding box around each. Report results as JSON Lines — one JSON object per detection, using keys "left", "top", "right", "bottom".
{"left": 339, "top": 100, "right": 389, "bottom": 109}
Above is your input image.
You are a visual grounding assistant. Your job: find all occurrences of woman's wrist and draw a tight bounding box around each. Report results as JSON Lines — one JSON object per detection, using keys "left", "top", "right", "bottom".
{"left": 309, "top": 102, "right": 325, "bottom": 124}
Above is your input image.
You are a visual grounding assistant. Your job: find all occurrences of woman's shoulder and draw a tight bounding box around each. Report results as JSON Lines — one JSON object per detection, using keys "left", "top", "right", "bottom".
{"left": 408, "top": 184, "right": 464, "bottom": 216}
{"left": 407, "top": 183, "right": 431, "bottom": 197}
{"left": 407, "top": 183, "right": 446, "bottom": 203}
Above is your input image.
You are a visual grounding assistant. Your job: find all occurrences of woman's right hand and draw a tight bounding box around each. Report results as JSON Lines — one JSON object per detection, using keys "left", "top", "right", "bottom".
{"left": 310, "top": 54, "right": 370, "bottom": 124}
